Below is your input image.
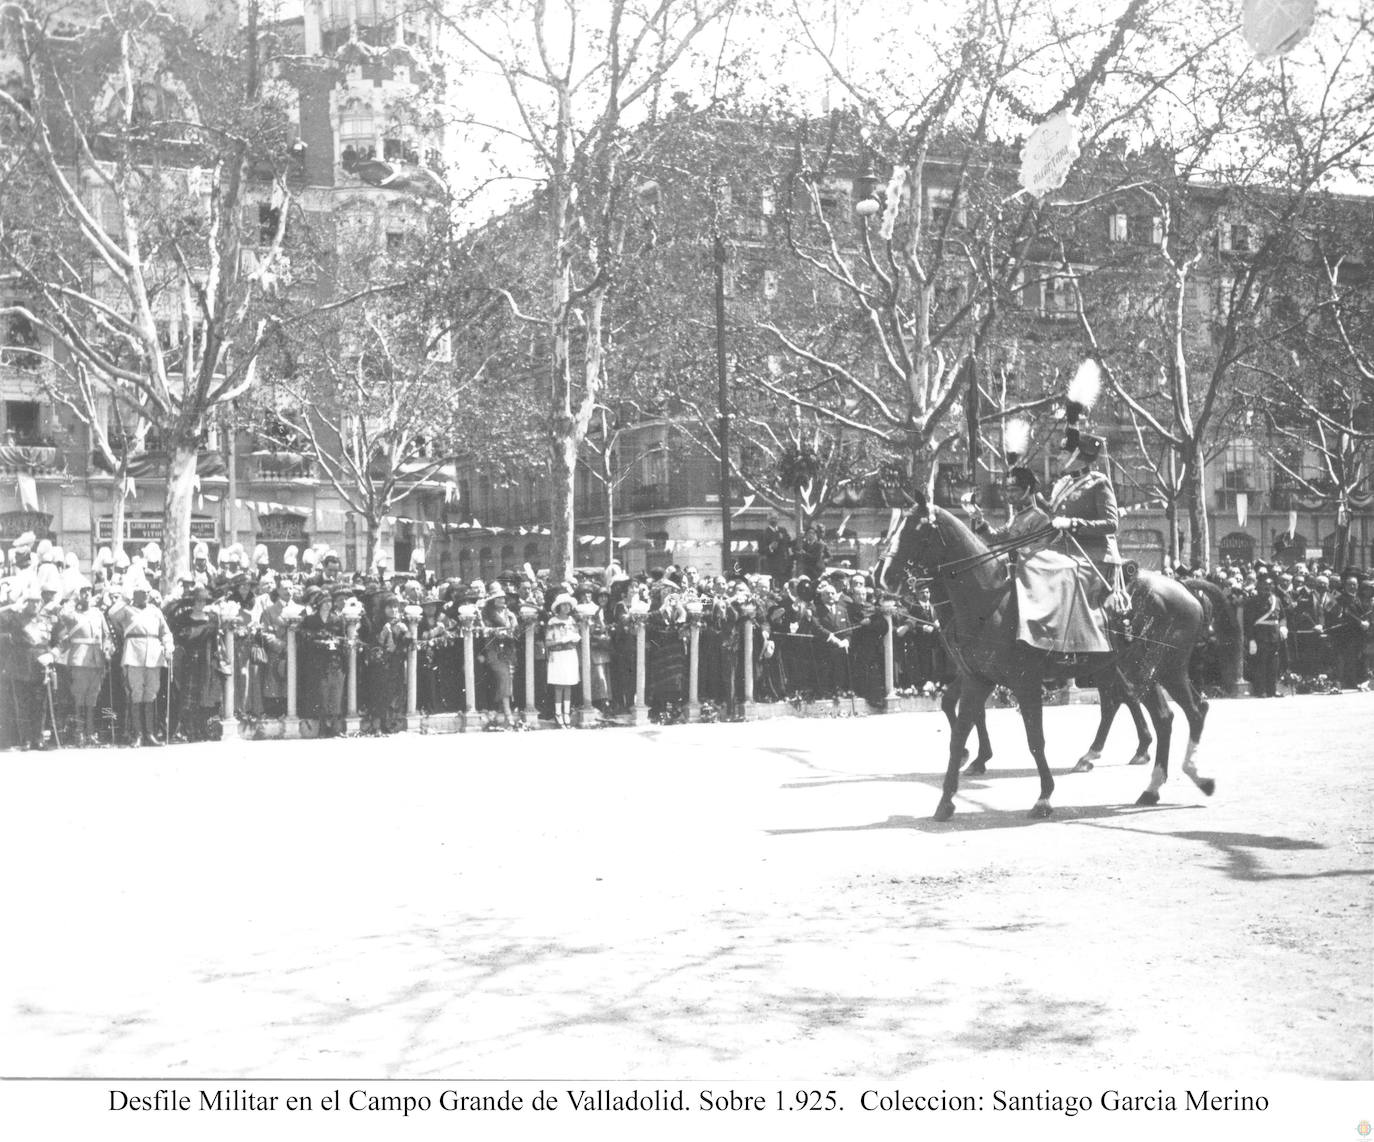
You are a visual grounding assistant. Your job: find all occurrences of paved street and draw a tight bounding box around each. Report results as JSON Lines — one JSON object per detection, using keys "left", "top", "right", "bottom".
{"left": 4, "top": 695, "right": 1371, "bottom": 1081}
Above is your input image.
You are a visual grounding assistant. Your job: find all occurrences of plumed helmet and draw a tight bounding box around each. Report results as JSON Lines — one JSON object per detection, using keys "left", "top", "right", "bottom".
{"left": 283, "top": 545, "right": 298, "bottom": 567}
{"left": 12, "top": 530, "right": 35, "bottom": 551}
{"left": 143, "top": 541, "right": 162, "bottom": 562}
{"left": 36, "top": 538, "right": 53, "bottom": 560}
{"left": 96, "top": 546, "right": 114, "bottom": 567}
{"left": 253, "top": 543, "right": 269, "bottom": 565}
{"left": 193, "top": 541, "right": 209, "bottom": 559}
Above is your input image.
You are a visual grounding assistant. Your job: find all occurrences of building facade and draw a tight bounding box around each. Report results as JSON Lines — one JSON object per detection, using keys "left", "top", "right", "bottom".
{"left": 1, "top": 0, "right": 452, "bottom": 572}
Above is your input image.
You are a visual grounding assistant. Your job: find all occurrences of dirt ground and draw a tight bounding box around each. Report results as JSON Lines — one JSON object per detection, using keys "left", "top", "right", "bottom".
{"left": 4, "top": 693, "right": 1371, "bottom": 1082}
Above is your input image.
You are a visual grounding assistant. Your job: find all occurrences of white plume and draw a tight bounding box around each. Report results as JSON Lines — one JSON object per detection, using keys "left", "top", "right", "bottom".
{"left": 1003, "top": 418, "right": 1030, "bottom": 458}
{"left": 1067, "top": 358, "right": 1102, "bottom": 410}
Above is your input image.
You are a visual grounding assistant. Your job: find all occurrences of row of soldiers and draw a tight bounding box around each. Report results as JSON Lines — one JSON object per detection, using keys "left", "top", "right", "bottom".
{"left": 1, "top": 527, "right": 948, "bottom": 749}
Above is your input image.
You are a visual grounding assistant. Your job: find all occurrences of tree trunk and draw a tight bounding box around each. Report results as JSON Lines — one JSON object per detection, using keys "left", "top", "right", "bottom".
{"left": 111, "top": 462, "right": 131, "bottom": 562}
{"left": 604, "top": 475, "right": 614, "bottom": 571}
{"left": 549, "top": 427, "right": 577, "bottom": 583}
{"left": 163, "top": 442, "right": 199, "bottom": 591}
{"left": 367, "top": 517, "right": 386, "bottom": 573}
{"left": 1195, "top": 450, "right": 1211, "bottom": 566}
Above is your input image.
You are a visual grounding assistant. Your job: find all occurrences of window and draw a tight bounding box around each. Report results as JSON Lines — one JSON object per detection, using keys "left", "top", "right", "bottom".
{"left": 339, "top": 107, "right": 376, "bottom": 164}
{"left": 763, "top": 270, "right": 778, "bottom": 299}
{"left": 1128, "top": 214, "right": 1162, "bottom": 246}
{"left": 3, "top": 400, "right": 41, "bottom": 445}
{"left": 927, "top": 187, "right": 966, "bottom": 230}
{"left": 1, "top": 311, "right": 40, "bottom": 369}
{"left": 383, "top": 136, "right": 404, "bottom": 162}
{"left": 1108, "top": 213, "right": 1129, "bottom": 242}
{"left": 760, "top": 186, "right": 774, "bottom": 215}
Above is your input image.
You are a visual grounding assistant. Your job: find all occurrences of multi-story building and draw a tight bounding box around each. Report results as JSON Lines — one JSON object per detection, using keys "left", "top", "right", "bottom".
{"left": 0, "top": 0, "right": 452, "bottom": 572}
{"left": 447, "top": 117, "right": 1374, "bottom": 577}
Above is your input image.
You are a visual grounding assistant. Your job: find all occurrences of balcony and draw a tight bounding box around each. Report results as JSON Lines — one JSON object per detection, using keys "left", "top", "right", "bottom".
{"left": 627, "top": 484, "right": 669, "bottom": 512}
{"left": 0, "top": 440, "right": 64, "bottom": 475}
{"left": 247, "top": 450, "right": 317, "bottom": 482}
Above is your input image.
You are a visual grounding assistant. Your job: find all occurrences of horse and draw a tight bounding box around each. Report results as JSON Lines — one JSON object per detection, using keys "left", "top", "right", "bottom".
{"left": 940, "top": 574, "right": 1238, "bottom": 776}
{"left": 878, "top": 499, "right": 1216, "bottom": 819}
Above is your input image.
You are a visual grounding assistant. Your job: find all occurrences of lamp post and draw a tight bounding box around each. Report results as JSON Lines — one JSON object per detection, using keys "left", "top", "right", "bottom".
{"left": 713, "top": 217, "right": 733, "bottom": 577}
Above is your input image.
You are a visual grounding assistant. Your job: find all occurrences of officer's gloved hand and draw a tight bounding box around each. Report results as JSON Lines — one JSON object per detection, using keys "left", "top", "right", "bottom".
{"left": 1051, "top": 516, "right": 1071, "bottom": 531}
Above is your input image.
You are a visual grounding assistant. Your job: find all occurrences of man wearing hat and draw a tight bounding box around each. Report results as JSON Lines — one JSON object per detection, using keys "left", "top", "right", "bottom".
{"left": 968, "top": 465, "right": 1051, "bottom": 559}
{"left": 1324, "top": 572, "right": 1371, "bottom": 689}
{"left": 1, "top": 530, "right": 37, "bottom": 605}
{"left": 0, "top": 583, "right": 58, "bottom": 748}
{"left": 58, "top": 581, "right": 114, "bottom": 746}
{"left": 107, "top": 571, "right": 176, "bottom": 746}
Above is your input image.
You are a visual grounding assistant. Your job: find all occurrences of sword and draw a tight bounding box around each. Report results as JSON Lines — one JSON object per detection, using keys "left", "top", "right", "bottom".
{"left": 44, "top": 665, "right": 62, "bottom": 750}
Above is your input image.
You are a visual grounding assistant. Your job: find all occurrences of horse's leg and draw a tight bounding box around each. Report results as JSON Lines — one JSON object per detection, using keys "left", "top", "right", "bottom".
{"left": 1135, "top": 681, "right": 1174, "bottom": 806}
{"left": 1123, "top": 693, "right": 1154, "bottom": 766}
{"left": 940, "top": 678, "right": 965, "bottom": 764}
{"left": 935, "top": 675, "right": 993, "bottom": 821}
{"left": 1073, "top": 675, "right": 1121, "bottom": 772}
{"left": 1013, "top": 684, "right": 1055, "bottom": 818}
{"left": 1159, "top": 666, "right": 1215, "bottom": 798}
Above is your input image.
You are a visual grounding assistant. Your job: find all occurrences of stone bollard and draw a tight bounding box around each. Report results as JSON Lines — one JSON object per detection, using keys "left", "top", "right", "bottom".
{"left": 405, "top": 615, "right": 420, "bottom": 719}
{"left": 519, "top": 604, "right": 539, "bottom": 725}
{"left": 575, "top": 607, "right": 596, "bottom": 727}
{"left": 880, "top": 599, "right": 897, "bottom": 706}
{"left": 345, "top": 618, "right": 359, "bottom": 717}
{"left": 221, "top": 626, "right": 237, "bottom": 723}
{"left": 284, "top": 616, "right": 301, "bottom": 734}
{"left": 458, "top": 605, "right": 479, "bottom": 724}
{"left": 739, "top": 604, "right": 756, "bottom": 719}
{"left": 685, "top": 603, "right": 702, "bottom": 721}
{"left": 629, "top": 608, "right": 650, "bottom": 725}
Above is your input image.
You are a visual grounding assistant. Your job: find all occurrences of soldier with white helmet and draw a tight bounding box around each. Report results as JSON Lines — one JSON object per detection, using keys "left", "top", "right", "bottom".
{"left": 106, "top": 567, "right": 175, "bottom": 747}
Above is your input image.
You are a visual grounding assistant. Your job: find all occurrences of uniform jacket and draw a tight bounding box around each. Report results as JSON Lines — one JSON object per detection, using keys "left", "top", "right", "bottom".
{"left": 1243, "top": 591, "right": 1287, "bottom": 645}
{"left": 59, "top": 607, "right": 113, "bottom": 669}
{"left": 108, "top": 601, "right": 175, "bottom": 668}
{"left": 973, "top": 499, "right": 1053, "bottom": 558}
{"left": 1323, "top": 593, "right": 1371, "bottom": 640}
{"left": 1047, "top": 469, "right": 1122, "bottom": 565}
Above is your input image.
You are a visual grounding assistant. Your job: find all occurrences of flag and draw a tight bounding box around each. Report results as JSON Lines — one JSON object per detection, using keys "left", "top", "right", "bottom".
{"left": 1236, "top": 492, "right": 1248, "bottom": 528}
{"left": 16, "top": 472, "right": 38, "bottom": 511}
{"left": 837, "top": 511, "right": 852, "bottom": 537}
{"left": 1288, "top": 510, "right": 1297, "bottom": 538}
{"left": 730, "top": 493, "right": 756, "bottom": 519}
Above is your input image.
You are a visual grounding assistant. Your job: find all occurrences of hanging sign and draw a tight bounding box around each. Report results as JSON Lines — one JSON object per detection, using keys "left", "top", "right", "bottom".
{"left": 1242, "top": 0, "right": 1315, "bottom": 61}
{"left": 1019, "top": 110, "right": 1082, "bottom": 197}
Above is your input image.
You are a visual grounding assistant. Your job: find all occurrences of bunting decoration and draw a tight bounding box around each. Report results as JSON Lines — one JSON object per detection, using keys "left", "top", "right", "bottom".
{"left": 730, "top": 493, "right": 757, "bottom": 519}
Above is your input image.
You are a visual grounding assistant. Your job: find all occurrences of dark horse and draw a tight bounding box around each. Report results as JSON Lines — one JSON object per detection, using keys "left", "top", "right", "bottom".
{"left": 879, "top": 501, "right": 1216, "bottom": 819}
{"left": 942, "top": 574, "right": 1237, "bottom": 775}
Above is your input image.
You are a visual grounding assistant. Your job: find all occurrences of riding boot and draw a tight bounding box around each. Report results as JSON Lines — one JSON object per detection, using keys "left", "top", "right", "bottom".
{"left": 84, "top": 705, "right": 98, "bottom": 746}
{"left": 145, "top": 702, "right": 165, "bottom": 746}
{"left": 127, "top": 707, "right": 143, "bottom": 748}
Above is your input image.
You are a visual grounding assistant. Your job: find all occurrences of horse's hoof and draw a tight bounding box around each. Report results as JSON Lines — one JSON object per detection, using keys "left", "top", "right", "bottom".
{"left": 1028, "top": 801, "right": 1053, "bottom": 819}
{"left": 1070, "top": 759, "right": 1094, "bottom": 773}
{"left": 1196, "top": 777, "right": 1216, "bottom": 797}
{"left": 1127, "top": 751, "right": 1151, "bottom": 766}
{"left": 1135, "top": 791, "right": 1160, "bottom": 807}
{"left": 964, "top": 761, "right": 987, "bottom": 776}
{"left": 933, "top": 801, "right": 955, "bottom": 822}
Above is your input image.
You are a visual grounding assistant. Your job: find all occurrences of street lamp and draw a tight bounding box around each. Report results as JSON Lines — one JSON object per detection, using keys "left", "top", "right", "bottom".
{"left": 853, "top": 158, "right": 881, "bottom": 217}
